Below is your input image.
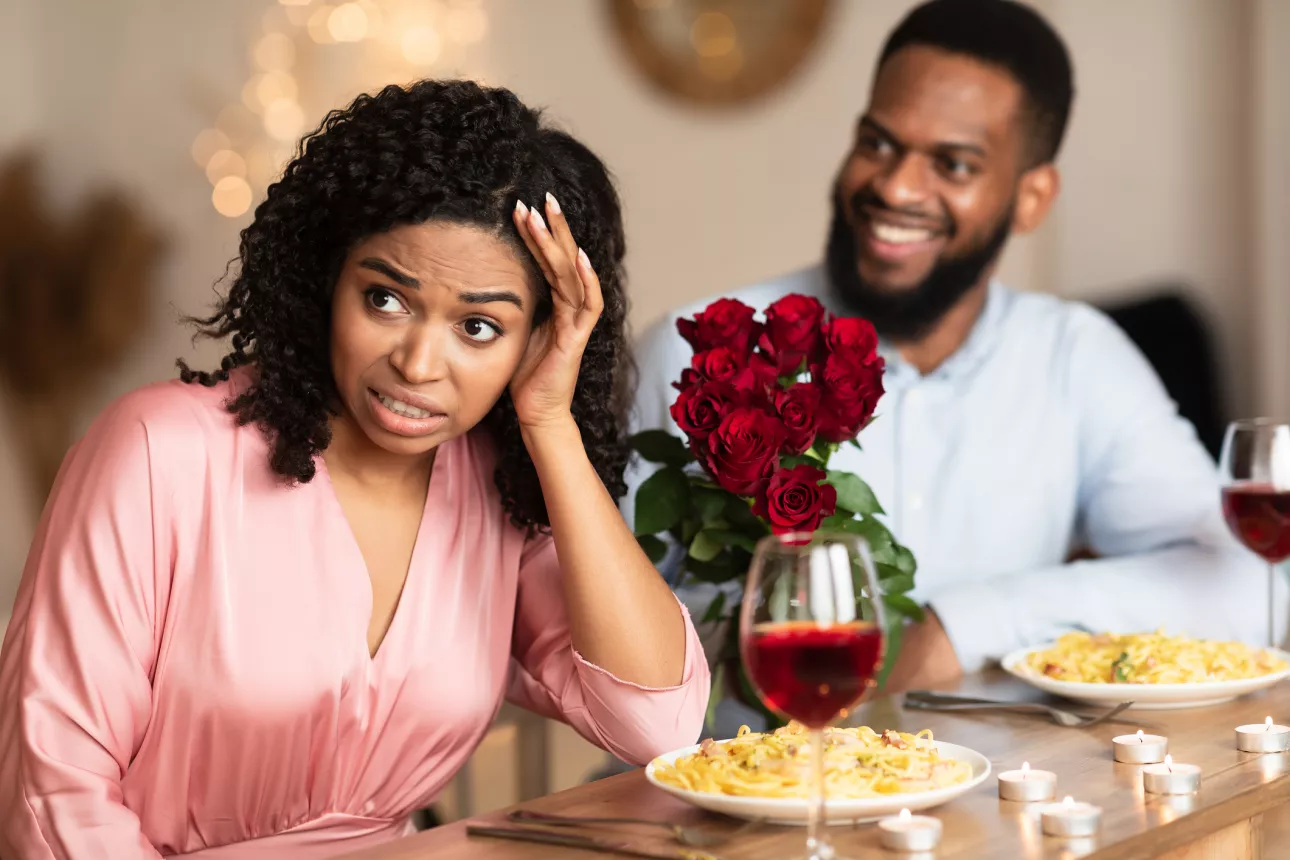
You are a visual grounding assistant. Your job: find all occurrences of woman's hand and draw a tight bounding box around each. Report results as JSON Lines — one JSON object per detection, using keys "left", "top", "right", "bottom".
{"left": 509, "top": 193, "right": 603, "bottom": 431}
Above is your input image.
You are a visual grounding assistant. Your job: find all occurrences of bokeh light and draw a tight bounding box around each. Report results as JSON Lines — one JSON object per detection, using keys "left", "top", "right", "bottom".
{"left": 212, "top": 176, "right": 253, "bottom": 218}
{"left": 401, "top": 26, "right": 442, "bottom": 65}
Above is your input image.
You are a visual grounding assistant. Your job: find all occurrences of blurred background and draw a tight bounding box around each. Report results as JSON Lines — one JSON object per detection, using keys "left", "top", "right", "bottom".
{"left": 0, "top": 0, "right": 1286, "bottom": 821}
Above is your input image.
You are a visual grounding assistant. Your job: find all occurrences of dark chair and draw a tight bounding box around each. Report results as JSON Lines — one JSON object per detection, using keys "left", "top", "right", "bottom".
{"left": 1096, "top": 289, "right": 1228, "bottom": 461}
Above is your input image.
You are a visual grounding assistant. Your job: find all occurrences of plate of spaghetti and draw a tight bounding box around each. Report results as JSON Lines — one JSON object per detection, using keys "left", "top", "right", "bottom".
{"left": 645, "top": 723, "right": 989, "bottom": 825}
{"left": 1003, "top": 631, "right": 1290, "bottom": 709}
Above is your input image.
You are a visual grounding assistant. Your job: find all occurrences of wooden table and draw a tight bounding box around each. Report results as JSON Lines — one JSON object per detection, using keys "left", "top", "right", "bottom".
{"left": 341, "top": 672, "right": 1290, "bottom": 859}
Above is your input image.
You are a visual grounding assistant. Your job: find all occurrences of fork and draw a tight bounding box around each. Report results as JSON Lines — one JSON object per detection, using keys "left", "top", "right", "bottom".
{"left": 902, "top": 691, "right": 1135, "bottom": 727}
{"left": 507, "top": 808, "right": 761, "bottom": 849}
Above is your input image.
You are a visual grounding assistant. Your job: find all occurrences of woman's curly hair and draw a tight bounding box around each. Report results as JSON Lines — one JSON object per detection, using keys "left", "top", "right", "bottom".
{"left": 178, "top": 79, "right": 633, "bottom": 530}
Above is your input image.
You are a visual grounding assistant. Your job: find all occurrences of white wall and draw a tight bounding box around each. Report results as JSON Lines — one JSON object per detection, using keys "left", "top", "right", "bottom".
{"left": 1050, "top": 0, "right": 1258, "bottom": 414}
{"left": 1253, "top": 0, "right": 1290, "bottom": 420}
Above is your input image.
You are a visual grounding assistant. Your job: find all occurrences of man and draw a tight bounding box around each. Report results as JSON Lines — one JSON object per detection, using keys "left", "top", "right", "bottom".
{"left": 624, "top": 0, "right": 1280, "bottom": 715}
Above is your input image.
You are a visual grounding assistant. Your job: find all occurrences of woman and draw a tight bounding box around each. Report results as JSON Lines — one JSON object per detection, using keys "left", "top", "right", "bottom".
{"left": 0, "top": 80, "right": 709, "bottom": 858}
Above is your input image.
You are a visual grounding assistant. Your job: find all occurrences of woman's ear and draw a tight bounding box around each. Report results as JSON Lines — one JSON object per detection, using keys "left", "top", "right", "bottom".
{"left": 1012, "top": 163, "right": 1061, "bottom": 235}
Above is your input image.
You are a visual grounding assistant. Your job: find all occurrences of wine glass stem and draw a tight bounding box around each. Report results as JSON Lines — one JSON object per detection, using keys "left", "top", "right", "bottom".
{"left": 806, "top": 727, "right": 832, "bottom": 860}
{"left": 1270, "top": 562, "right": 1279, "bottom": 649}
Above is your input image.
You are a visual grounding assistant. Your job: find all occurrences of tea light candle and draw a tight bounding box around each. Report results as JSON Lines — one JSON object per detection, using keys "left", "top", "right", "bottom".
{"left": 1142, "top": 755, "right": 1201, "bottom": 795}
{"left": 877, "top": 808, "right": 942, "bottom": 852}
{"left": 1235, "top": 716, "right": 1290, "bottom": 753}
{"left": 997, "top": 761, "right": 1057, "bottom": 802}
{"left": 1040, "top": 796, "right": 1102, "bottom": 837}
{"left": 1112, "top": 729, "right": 1168, "bottom": 763}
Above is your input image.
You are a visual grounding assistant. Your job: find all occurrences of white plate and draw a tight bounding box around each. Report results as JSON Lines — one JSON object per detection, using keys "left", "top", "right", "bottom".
{"left": 645, "top": 740, "right": 991, "bottom": 826}
{"left": 1002, "top": 644, "right": 1290, "bottom": 710}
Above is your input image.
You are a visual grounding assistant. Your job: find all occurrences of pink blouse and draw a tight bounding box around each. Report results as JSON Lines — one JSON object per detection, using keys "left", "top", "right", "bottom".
{"left": 0, "top": 377, "right": 709, "bottom": 858}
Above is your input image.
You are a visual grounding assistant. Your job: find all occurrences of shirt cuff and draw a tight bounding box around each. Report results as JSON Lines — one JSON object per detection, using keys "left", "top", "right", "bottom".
{"left": 928, "top": 584, "right": 1028, "bottom": 675}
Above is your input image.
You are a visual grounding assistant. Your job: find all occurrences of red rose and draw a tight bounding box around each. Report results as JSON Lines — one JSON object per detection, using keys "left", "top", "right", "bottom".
{"left": 774, "top": 383, "right": 822, "bottom": 455}
{"left": 815, "top": 354, "right": 885, "bottom": 443}
{"left": 821, "top": 316, "right": 881, "bottom": 367}
{"left": 758, "top": 294, "right": 826, "bottom": 374}
{"left": 748, "top": 355, "right": 774, "bottom": 391}
{"left": 753, "top": 464, "right": 838, "bottom": 535}
{"left": 671, "top": 379, "right": 755, "bottom": 451}
{"left": 672, "top": 367, "right": 703, "bottom": 392}
{"left": 690, "top": 346, "right": 746, "bottom": 384}
{"left": 703, "top": 407, "right": 785, "bottom": 497}
{"left": 676, "top": 298, "right": 762, "bottom": 354}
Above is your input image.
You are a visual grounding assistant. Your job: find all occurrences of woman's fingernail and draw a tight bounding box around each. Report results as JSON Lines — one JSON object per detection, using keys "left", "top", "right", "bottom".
{"left": 530, "top": 207, "right": 547, "bottom": 232}
{"left": 577, "top": 248, "right": 591, "bottom": 269}
{"left": 546, "top": 192, "right": 561, "bottom": 215}
{"left": 515, "top": 199, "right": 528, "bottom": 216}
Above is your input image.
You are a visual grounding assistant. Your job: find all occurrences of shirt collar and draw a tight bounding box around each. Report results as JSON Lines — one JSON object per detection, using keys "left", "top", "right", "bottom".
{"left": 876, "top": 279, "right": 1011, "bottom": 388}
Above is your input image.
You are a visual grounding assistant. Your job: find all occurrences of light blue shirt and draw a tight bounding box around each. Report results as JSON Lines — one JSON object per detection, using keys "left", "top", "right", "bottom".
{"left": 625, "top": 264, "right": 1283, "bottom": 675}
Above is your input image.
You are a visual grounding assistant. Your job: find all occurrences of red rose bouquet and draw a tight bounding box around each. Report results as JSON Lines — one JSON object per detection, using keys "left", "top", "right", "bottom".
{"left": 630, "top": 294, "right": 920, "bottom": 726}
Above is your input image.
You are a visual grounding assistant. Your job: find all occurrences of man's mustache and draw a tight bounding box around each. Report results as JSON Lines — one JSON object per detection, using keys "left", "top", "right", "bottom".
{"left": 846, "top": 188, "right": 955, "bottom": 239}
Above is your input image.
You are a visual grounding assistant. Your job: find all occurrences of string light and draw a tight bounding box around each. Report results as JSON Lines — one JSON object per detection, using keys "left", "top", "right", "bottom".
{"left": 190, "top": 129, "right": 231, "bottom": 168}
{"left": 307, "top": 6, "right": 337, "bottom": 44}
{"left": 401, "top": 26, "right": 442, "bottom": 65}
{"left": 263, "top": 99, "right": 306, "bottom": 142}
{"left": 328, "top": 3, "right": 369, "bottom": 42}
{"left": 204, "top": 149, "right": 247, "bottom": 184}
{"left": 212, "top": 176, "right": 254, "bottom": 218}
{"left": 254, "top": 33, "right": 296, "bottom": 71}
{"left": 197, "top": 0, "right": 488, "bottom": 218}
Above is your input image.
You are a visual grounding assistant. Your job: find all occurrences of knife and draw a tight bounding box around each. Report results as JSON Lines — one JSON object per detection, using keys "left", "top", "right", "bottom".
{"left": 465, "top": 824, "right": 723, "bottom": 860}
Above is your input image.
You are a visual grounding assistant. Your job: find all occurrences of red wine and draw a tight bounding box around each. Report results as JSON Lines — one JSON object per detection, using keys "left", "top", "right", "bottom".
{"left": 1223, "top": 484, "right": 1290, "bottom": 563}
{"left": 743, "top": 622, "right": 885, "bottom": 728}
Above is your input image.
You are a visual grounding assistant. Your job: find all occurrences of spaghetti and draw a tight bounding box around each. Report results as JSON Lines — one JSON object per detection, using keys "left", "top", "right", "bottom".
{"left": 651, "top": 723, "right": 973, "bottom": 799}
{"left": 1021, "top": 630, "right": 1287, "bottom": 684}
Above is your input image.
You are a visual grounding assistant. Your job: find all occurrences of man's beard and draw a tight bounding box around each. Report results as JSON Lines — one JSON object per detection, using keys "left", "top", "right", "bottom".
{"left": 825, "top": 191, "right": 1014, "bottom": 341}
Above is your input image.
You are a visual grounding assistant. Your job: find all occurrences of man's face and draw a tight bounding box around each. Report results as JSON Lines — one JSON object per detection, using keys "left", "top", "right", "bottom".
{"left": 828, "top": 45, "right": 1044, "bottom": 339}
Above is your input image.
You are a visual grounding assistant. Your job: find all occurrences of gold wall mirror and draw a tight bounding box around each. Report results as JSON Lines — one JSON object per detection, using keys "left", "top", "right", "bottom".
{"left": 607, "top": 0, "right": 834, "bottom": 107}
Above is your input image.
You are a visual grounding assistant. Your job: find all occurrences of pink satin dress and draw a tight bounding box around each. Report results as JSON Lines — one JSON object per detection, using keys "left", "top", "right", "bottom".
{"left": 0, "top": 377, "right": 709, "bottom": 858}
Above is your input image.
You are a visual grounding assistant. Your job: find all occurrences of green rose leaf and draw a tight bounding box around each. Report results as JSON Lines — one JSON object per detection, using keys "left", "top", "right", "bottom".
{"left": 724, "top": 495, "right": 770, "bottom": 536}
{"left": 634, "top": 466, "right": 690, "bottom": 536}
{"left": 685, "top": 551, "right": 745, "bottom": 584}
{"left": 876, "top": 562, "right": 906, "bottom": 580}
{"left": 691, "top": 485, "right": 729, "bottom": 525}
{"left": 876, "top": 618, "right": 904, "bottom": 689}
{"left": 689, "top": 530, "right": 724, "bottom": 562}
{"left": 827, "top": 471, "right": 884, "bottom": 516}
{"left": 629, "top": 430, "right": 693, "bottom": 467}
{"left": 705, "top": 661, "right": 726, "bottom": 729}
{"left": 883, "top": 593, "right": 926, "bottom": 623}
{"left": 880, "top": 573, "right": 916, "bottom": 595}
{"left": 703, "top": 528, "right": 759, "bottom": 553}
{"left": 823, "top": 514, "right": 894, "bottom": 558}
{"left": 636, "top": 534, "right": 668, "bottom": 563}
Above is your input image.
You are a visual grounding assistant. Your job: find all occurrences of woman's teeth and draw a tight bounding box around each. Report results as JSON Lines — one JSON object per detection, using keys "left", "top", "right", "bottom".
{"left": 378, "top": 394, "right": 433, "bottom": 419}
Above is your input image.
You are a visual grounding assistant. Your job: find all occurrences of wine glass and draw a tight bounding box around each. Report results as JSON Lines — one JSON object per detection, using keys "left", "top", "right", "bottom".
{"left": 739, "top": 531, "right": 886, "bottom": 860}
{"left": 1219, "top": 419, "right": 1290, "bottom": 647}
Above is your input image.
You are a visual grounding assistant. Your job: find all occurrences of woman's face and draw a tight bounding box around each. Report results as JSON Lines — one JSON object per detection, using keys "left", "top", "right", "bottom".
{"left": 329, "top": 221, "right": 537, "bottom": 459}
